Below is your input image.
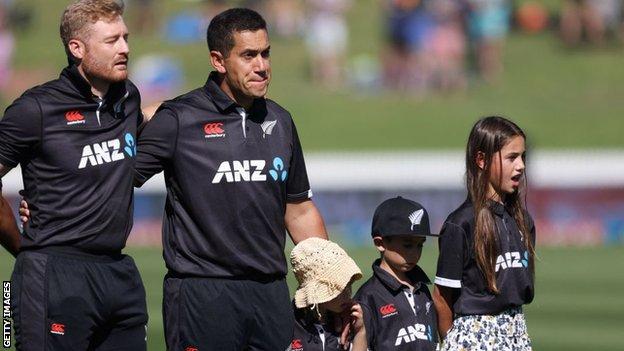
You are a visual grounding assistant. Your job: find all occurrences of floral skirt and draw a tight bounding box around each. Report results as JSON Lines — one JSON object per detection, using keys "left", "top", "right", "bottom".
{"left": 441, "top": 307, "right": 532, "bottom": 351}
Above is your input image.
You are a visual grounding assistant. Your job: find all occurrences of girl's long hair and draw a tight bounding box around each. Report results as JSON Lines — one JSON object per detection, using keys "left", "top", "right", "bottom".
{"left": 466, "top": 116, "right": 535, "bottom": 294}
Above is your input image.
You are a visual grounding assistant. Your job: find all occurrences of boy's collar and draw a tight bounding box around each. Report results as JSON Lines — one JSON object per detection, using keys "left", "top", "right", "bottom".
{"left": 372, "top": 259, "right": 430, "bottom": 293}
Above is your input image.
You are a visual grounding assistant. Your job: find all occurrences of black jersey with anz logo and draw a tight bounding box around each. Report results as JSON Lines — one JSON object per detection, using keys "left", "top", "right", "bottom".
{"left": 355, "top": 260, "right": 438, "bottom": 351}
{"left": 0, "top": 65, "right": 141, "bottom": 253}
{"left": 135, "top": 72, "right": 312, "bottom": 279}
{"left": 434, "top": 199, "right": 536, "bottom": 315}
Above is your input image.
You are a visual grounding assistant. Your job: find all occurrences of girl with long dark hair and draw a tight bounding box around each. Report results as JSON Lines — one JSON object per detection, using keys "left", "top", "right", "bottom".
{"left": 432, "top": 116, "right": 536, "bottom": 350}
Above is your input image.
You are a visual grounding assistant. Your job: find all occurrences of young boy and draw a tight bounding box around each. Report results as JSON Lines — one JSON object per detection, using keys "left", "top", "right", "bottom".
{"left": 355, "top": 197, "right": 438, "bottom": 350}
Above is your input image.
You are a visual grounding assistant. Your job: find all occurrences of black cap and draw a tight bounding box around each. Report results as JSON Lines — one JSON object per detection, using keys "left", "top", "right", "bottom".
{"left": 371, "top": 197, "right": 438, "bottom": 237}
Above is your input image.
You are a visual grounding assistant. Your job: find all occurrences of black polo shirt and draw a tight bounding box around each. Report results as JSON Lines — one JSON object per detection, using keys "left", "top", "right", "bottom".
{"left": 0, "top": 65, "right": 141, "bottom": 253}
{"left": 290, "top": 306, "right": 343, "bottom": 351}
{"left": 134, "top": 72, "right": 312, "bottom": 278}
{"left": 354, "top": 260, "right": 438, "bottom": 351}
{"left": 434, "top": 199, "right": 535, "bottom": 315}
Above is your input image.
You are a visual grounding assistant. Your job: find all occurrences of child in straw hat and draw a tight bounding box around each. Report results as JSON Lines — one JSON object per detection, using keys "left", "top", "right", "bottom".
{"left": 289, "top": 237, "right": 367, "bottom": 351}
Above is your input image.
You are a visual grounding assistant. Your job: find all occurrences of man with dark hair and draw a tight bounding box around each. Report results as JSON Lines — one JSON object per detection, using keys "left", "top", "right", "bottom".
{"left": 0, "top": 1, "right": 147, "bottom": 350}
{"left": 134, "top": 7, "right": 328, "bottom": 350}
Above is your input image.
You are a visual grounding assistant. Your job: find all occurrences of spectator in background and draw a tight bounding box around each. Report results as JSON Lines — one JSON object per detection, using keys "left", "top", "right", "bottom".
{"left": 560, "top": 0, "right": 623, "bottom": 46}
{"left": 382, "top": 0, "right": 435, "bottom": 94}
{"left": 0, "top": 2, "right": 13, "bottom": 100}
{"left": 591, "top": 0, "right": 623, "bottom": 40}
{"left": 465, "top": 0, "right": 511, "bottom": 83}
{"left": 266, "top": 0, "right": 303, "bottom": 38}
{"left": 560, "top": 0, "right": 605, "bottom": 46}
{"left": 425, "top": 0, "right": 466, "bottom": 92}
{"left": 130, "top": 0, "right": 155, "bottom": 34}
{"left": 305, "top": 0, "right": 351, "bottom": 88}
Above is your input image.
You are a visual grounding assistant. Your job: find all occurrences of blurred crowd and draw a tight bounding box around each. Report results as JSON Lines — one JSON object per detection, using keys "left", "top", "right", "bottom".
{"left": 0, "top": 1, "right": 15, "bottom": 101}
{"left": 379, "top": 0, "right": 624, "bottom": 94}
{"left": 239, "top": 0, "right": 624, "bottom": 95}
{"left": 560, "top": 0, "right": 624, "bottom": 47}
{"left": 2, "top": 0, "right": 624, "bottom": 104}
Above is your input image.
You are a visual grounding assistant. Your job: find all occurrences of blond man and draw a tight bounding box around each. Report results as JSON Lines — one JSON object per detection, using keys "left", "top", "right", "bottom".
{"left": 0, "top": 1, "right": 147, "bottom": 350}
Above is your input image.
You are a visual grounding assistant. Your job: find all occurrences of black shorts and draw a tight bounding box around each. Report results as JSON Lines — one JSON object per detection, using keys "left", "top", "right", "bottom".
{"left": 163, "top": 274, "right": 294, "bottom": 351}
{"left": 10, "top": 249, "right": 148, "bottom": 351}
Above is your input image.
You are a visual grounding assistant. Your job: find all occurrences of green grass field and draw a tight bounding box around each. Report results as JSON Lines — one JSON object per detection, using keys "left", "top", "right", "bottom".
{"left": 1, "top": 244, "right": 623, "bottom": 350}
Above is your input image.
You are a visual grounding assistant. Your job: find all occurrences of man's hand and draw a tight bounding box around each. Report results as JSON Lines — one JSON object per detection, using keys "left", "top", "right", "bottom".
{"left": 19, "top": 197, "right": 30, "bottom": 224}
{"left": 0, "top": 195, "right": 20, "bottom": 257}
{"left": 141, "top": 102, "right": 162, "bottom": 123}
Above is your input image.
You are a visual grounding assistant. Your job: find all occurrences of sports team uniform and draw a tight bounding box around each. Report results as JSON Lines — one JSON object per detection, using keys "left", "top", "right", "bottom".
{"left": 355, "top": 260, "right": 438, "bottom": 351}
{"left": 290, "top": 306, "right": 345, "bottom": 351}
{"left": 134, "top": 72, "right": 313, "bottom": 350}
{"left": 435, "top": 199, "right": 535, "bottom": 350}
{"left": 0, "top": 65, "right": 147, "bottom": 351}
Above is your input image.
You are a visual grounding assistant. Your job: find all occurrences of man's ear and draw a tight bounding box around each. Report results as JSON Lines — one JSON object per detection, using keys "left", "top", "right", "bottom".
{"left": 210, "top": 50, "right": 226, "bottom": 74}
{"left": 373, "top": 236, "right": 385, "bottom": 253}
{"left": 476, "top": 151, "right": 486, "bottom": 170}
{"left": 68, "top": 39, "right": 86, "bottom": 61}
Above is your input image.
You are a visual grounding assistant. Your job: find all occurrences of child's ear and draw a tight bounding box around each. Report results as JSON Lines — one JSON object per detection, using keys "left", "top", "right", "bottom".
{"left": 476, "top": 151, "right": 486, "bottom": 170}
{"left": 373, "top": 236, "right": 385, "bottom": 253}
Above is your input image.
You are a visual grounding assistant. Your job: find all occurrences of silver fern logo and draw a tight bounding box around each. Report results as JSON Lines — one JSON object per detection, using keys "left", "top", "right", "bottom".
{"left": 408, "top": 209, "right": 424, "bottom": 230}
{"left": 261, "top": 120, "right": 277, "bottom": 138}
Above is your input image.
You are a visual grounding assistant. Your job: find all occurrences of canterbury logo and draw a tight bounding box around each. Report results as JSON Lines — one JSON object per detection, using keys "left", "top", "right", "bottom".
{"left": 380, "top": 303, "right": 398, "bottom": 318}
{"left": 65, "top": 111, "right": 85, "bottom": 125}
{"left": 409, "top": 209, "right": 424, "bottom": 230}
{"left": 204, "top": 122, "right": 225, "bottom": 138}
{"left": 290, "top": 339, "right": 303, "bottom": 350}
{"left": 184, "top": 347, "right": 198, "bottom": 351}
{"left": 261, "top": 120, "right": 277, "bottom": 138}
{"left": 50, "top": 323, "right": 65, "bottom": 335}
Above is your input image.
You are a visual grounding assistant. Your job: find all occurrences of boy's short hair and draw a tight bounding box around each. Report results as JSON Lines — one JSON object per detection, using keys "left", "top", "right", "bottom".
{"left": 60, "top": 0, "right": 125, "bottom": 63}
{"left": 206, "top": 8, "right": 267, "bottom": 58}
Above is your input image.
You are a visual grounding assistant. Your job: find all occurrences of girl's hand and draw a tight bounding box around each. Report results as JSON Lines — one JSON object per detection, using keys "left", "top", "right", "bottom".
{"left": 340, "top": 303, "right": 367, "bottom": 350}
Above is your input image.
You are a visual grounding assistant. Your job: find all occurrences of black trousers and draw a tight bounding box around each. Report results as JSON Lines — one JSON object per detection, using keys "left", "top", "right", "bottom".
{"left": 10, "top": 249, "right": 148, "bottom": 351}
{"left": 163, "top": 274, "right": 294, "bottom": 351}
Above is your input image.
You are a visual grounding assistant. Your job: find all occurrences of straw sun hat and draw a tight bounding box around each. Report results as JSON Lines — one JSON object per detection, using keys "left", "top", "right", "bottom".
{"left": 291, "top": 237, "right": 362, "bottom": 308}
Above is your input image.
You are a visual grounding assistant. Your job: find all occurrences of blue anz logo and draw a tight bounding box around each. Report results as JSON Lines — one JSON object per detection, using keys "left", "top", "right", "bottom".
{"left": 395, "top": 323, "right": 431, "bottom": 346}
{"left": 124, "top": 133, "right": 136, "bottom": 157}
{"left": 521, "top": 251, "right": 529, "bottom": 267}
{"left": 269, "top": 157, "right": 288, "bottom": 182}
{"left": 78, "top": 132, "right": 135, "bottom": 169}
{"left": 211, "top": 156, "right": 288, "bottom": 184}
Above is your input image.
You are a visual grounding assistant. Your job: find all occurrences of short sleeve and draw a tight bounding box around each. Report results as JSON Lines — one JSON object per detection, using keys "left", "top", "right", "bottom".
{"left": 134, "top": 106, "right": 178, "bottom": 187}
{"left": 0, "top": 96, "right": 42, "bottom": 168}
{"left": 434, "top": 222, "right": 466, "bottom": 288}
{"left": 286, "top": 121, "right": 312, "bottom": 202}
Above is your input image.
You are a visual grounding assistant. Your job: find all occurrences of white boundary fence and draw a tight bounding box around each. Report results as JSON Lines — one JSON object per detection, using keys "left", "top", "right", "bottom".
{"left": 2, "top": 149, "right": 623, "bottom": 194}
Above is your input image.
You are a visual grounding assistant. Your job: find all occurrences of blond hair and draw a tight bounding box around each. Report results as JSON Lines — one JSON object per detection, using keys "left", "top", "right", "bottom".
{"left": 60, "top": 0, "right": 125, "bottom": 62}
